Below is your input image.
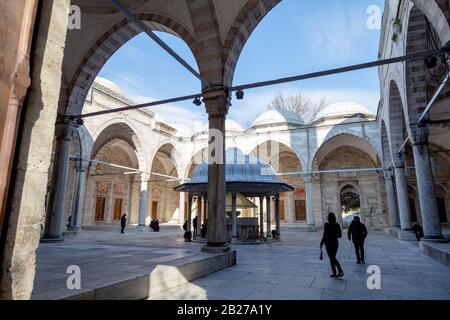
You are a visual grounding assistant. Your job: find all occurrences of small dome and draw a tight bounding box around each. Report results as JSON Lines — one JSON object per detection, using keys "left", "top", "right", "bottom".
{"left": 94, "top": 76, "right": 125, "bottom": 97}
{"left": 189, "top": 148, "right": 280, "bottom": 184}
{"left": 252, "top": 109, "right": 305, "bottom": 128}
{"left": 314, "top": 101, "right": 374, "bottom": 122}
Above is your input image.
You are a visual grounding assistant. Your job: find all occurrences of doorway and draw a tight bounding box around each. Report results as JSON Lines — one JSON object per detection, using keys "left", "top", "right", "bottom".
{"left": 295, "top": 200, "right": 306, "bottom": 222}
{"left": 151, "top": 201, "right": 158, "bottom": 219}
{"left": 340, "top": 185, "right": 360, "bottom": 228}
{"left": 95, "top": 197, "right": 106, "bottom": 222}
{"left": 113, "top": 198, "right": 123, "bottom": 221}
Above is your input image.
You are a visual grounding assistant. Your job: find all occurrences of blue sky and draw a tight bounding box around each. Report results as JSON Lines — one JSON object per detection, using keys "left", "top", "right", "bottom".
{"left": 99, "top": 0, "right": 384, "bottom": 129}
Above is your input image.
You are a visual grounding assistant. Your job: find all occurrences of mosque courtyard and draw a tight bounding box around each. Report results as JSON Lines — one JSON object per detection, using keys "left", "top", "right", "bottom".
{"left": 32, "top": 226, "right": 450, "bottom": 300}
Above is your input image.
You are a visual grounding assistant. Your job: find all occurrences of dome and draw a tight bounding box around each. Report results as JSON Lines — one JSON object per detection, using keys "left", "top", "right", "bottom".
{"left": 252, "top": 109, "right": 305, "bottom": 128}
{"left": 188, "top": 148, "right": 281, "bottom": 184}
{"left": 313, "top": 101, "right": 374, "bottom": 122}
{"left": 94, "top": 76, "right": 125, "bottom": 97}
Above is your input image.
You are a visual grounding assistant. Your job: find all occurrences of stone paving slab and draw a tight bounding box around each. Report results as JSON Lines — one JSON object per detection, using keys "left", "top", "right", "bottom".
{"left": 149, "top": 230, "right": 450, "bottom": 300}
{"left": 31, "top": 228, "right": 235, "bottom": 300}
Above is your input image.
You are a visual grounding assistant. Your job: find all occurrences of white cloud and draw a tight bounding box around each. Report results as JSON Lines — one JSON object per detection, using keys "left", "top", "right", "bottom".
{"left": 228, "top": 86, "right": 380, "bottom": 126}
{"left": 301, "top": 5, "right": 370, "bottom": 64}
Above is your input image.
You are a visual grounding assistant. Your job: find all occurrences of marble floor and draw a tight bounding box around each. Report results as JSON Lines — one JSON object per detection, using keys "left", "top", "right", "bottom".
{"left": 149, "top": 229, "right": 450, "bottom": 300}
{"left": 32, "top": 226, "right": 450, "bottom": 300}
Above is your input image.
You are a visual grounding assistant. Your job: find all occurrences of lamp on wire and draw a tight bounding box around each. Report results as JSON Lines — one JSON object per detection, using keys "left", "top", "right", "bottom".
{"left": 193, "top": 96, "right": 202, "bottom": 107}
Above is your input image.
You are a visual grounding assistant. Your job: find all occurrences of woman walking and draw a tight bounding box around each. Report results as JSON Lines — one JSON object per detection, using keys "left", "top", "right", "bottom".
{"left": 320, "top": 212, "right": 344, "bottom": 278}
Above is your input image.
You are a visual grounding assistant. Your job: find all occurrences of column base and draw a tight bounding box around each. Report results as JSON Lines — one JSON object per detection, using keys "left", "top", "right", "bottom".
{"left": 67, "top": 226, "right": 81, "bottom": 232}
{"left": 184, "top": 231, "right": 192, "bottom": 242}
{"left": 307, "top": 224, "right": 317, "bottom": 232}
{"left": 40, "top": 235, "right": 65, "bottom": 243}
{"left": 423, "top": 236, "right": 448, "bottom": 243}
{"left": 201, "top": 244, "right": 230, "bottom": 253}
{"left": 137, "top": 225, "right": 147, "bottom": 232}
{"left": 386, "top": 227, "right": 417, "bottom": 241}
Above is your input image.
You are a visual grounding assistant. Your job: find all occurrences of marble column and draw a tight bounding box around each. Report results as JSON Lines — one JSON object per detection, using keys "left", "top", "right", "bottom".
{"left": 202, "top": 88, "right": 230, "bottom": 252}
{"left": 197, "top": 196, "right": 203, "bottom": 239}
{"left": 259, "top": 197, "right": 265, "bottom": 239}
{"left": 411, "top": 126, "right": 444, "bottom": 240}
{"left": 138, "top": 173, "right": 150, "bottom": 227}
{"left": 68, "top": 159, "right": 87, "bottom": 231}
{"left": 179, "top": 192, "right": 185, "bottom": 224}
{"left": 305, "top": 174, "right": 316, "bottom": 230}
{"left": 394, "top": 153, "right": 412, "bottom": 230}
{"left": 384, "top": 170, "right": 400, "bottom": 227}
{"left": 266, "top": 196, "right": 272, "bottom": 238}
{"left": 231, "top": 193, "right": 237, "bottom": 240}
{"left": 185, "top": 193, "right": 193, "bottom": 241}
{"left": 275, "top": 194, "right": 281, "bottom": 240}
{"left": 203, "top": 195, "right": 208, "bottom": 222}
{"left": 47, "top": 120, "right": 77, "bottom": 239}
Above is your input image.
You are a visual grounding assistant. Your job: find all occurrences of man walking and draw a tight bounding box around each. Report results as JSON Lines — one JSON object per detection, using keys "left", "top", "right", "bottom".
{"left": 348, "top": 216, "right": 368, "bottom": 264}
{"left": 120, "top": 214, "right": 127, "bottom": 234}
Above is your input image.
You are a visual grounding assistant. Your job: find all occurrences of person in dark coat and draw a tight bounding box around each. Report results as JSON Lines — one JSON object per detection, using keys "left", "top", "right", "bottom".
{"left": 412, "top": 223, "right": 424, "bottom": 241}
{"left": 153, "top": 217, "right": 160, "bottom": 232}
{"left": 201, "top": 220, "right": 207, "bottom": 239}
{"left": 347, "top": 216, "right": 368, "bottom": 264}
{"left": 320, "top": 212, "right": 344, "bottom": 278}
{"left": 192, "top": 216, "right": 198, "bottom": 239}
{"left": 120, "top": 214, "right": 127, "bottom": 234}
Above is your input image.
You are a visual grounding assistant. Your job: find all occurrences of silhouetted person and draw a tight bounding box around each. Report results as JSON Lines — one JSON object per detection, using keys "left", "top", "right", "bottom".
{"left": 67, "top": 216, "right": 72, "bottom": 228}
{"left": 150, "top": 218, "right": 160, "bottom": 232}
{"left": 201, "top": 220, "right": 207, "bottom": 239}
{"left": 348, "top": 216, "right": 368, "bottom": 264}
{"left": 320, "top": 212, "right": 344, "bottom": 278}
{"left": 193, "top": 216, "right": 198, "bottom": 239}
{"left": 120, "top": 214, "right": 127, "bottom": 234}
{"left": 412, "top": 223, "right": 424, "bottom": 241}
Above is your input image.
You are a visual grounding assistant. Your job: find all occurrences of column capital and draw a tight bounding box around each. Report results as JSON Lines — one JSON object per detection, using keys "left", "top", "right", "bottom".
{"left": 304, "top": 174, "right": 313, "bottom": 184}
{"left": 394, "top": 153, "right": 406, "bottom": 169}
{"left": 410, "top": 126, "right": 429, "bottom": 146}
{"left": 383, "top": 169, "right": 394, "bottom": 180}
{"left": 140, "top": 173, "right": 150, "bottom": 182}
{"left": 202, "top": 86, "right": 230, "bottom": 117}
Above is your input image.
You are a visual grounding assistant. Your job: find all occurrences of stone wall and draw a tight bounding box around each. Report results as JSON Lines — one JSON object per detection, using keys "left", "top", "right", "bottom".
{"left": 0, "top": 0, "right": 70, "bottom": 300}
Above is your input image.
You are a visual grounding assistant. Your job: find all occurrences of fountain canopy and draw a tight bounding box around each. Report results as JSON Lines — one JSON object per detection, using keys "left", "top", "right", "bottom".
{"left": 174, "top": 148, "right": 294, "bottom": 196}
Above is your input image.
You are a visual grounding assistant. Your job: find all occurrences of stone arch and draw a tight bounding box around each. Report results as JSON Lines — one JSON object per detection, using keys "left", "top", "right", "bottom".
{"left": 223, "top": 0, "right": 281, "bottom": 85}
{"left": 91, "top": 120, "right": 147, "bottom": 172}
{"left": 405, "top": 5, "right": 434, "bottom": 124}
{"left": 247, "top": 139, "right": 304, "bottom": 174}
{"left": 92, "top": 138, "right": 139, "bottom": 169}
{"left": 184, "top": 147, "right": 208, "bottom": 179}
{"left": 410, "top": 0, "right": 450, "bottom": 45}
{"left": 380, "top": 120, "right": 393, "bottom": 168}
{"left": 310, "top": 131, "right": 381, "bottom": 172}
{"left": 149, "top": 142, "right": 182, "bottom": 179}
{"left": 65, "top": 13, "right": 198, "bottom": 116}
{"left": 388, "top": 80, "right": 409, "bottom": 153}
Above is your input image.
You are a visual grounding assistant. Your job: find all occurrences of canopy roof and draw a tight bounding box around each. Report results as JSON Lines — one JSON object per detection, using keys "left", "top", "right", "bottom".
{"left": 174, "top": 148, "right": 294, "bottom": 196}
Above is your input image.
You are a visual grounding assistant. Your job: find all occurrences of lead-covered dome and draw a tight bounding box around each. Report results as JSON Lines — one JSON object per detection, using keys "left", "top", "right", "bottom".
{"left": 252, "top": 109, "right": 305, "bottom": 128}
{"left": 189, "top": 148, "right": 279, "bottom": 184}
{"left": 313, "top": 101, "right": 374, "bottom": 122}
{"left": 94, "top": 76, "right": 125, "bottom": 97}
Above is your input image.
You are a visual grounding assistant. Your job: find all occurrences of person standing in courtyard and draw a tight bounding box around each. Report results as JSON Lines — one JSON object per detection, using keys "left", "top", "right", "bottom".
{"left": 120, "top": 214, "right": 127, "bottom": 234}
{"left": 348, "top": 216, "right": 368, "bottom": 264}
{"left": 320, "top": 212, "right": 344, "bottom": 278}
{"left": 192, "top": 216, "right": 198, "bottom": 239}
